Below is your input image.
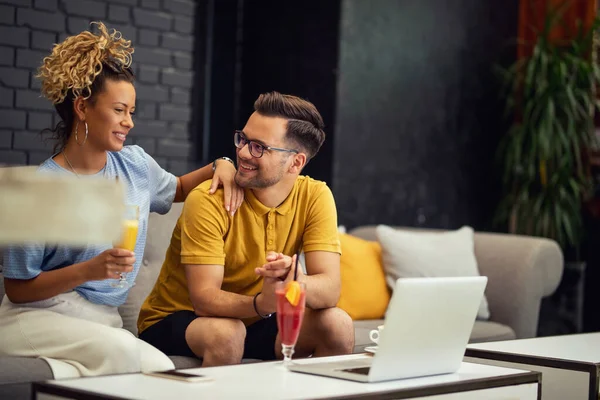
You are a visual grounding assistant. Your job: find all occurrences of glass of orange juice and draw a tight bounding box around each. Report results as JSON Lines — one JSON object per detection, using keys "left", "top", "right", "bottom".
{"left": 111, "top": 205, "right": 139, "bottom": 289}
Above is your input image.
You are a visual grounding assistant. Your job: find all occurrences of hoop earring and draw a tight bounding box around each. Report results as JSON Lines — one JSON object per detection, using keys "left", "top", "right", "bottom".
{"left": 75, "top": 121, "right": 88, "bottom": 146}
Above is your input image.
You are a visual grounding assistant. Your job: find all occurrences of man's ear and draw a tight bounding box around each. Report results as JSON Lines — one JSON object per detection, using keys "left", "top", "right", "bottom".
{"left": 288, "top": 153, "right": 307, "bottom": 174}
{"left": 73, "top": 96, "right": 87, "bottom": 122}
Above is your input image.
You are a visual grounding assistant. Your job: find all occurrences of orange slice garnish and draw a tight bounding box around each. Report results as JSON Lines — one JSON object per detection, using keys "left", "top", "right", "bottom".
{"left": 285, "top": 281, "right": 301, "bottom": 306}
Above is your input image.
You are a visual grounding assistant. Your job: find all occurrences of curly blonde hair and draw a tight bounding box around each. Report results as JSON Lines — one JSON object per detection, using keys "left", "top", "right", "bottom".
{"left": 37, "top": 21, "right": 134, "bottom": 105}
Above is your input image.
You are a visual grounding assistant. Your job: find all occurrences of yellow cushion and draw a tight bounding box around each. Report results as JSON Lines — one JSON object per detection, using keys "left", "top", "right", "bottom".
{"left": 336, "top": 233, "right": 391, "bottom": 319}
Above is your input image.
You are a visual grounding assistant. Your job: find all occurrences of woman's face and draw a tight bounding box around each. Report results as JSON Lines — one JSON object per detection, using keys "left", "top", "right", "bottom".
{"left": 82, "top": 79, "right": 136, "bottom": 152}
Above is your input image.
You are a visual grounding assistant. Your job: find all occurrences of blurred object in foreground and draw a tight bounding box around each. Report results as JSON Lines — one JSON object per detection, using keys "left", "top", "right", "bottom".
{"left": 0, "top": 167, "right": 124, "bottom": 245}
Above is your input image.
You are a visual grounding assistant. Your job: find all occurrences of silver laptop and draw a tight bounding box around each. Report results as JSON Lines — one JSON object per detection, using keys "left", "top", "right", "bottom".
{"left": 288, "top": 276, "right": 487, "bottom": 383}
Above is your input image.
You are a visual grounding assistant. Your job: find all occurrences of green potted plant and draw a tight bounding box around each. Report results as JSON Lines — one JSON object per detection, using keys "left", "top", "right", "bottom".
{"left": 495, "top": 9, "right": 600, "bottom": 334}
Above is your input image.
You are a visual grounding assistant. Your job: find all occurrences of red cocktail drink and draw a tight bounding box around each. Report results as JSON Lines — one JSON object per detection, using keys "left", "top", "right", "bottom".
{"left": 276, "top": 281, "right": 306, "bottom": 366}
{"left": 276, "top": 287, "right": 306, "bottom": 345}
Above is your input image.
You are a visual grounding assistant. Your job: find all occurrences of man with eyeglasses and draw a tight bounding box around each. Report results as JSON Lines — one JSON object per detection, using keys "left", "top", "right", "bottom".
{"left": 138, "top": 91, "right": 354, "bottom": 366}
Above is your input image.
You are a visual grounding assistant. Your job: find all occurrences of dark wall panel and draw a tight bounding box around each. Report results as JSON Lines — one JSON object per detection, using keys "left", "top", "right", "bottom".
{"left": 198, "top": 0, "right": 243, "bottom": 164}
{"left": 333, "top": 0, "right": 519, "bottom": 230}
{"left": 237, "top": 0, "right": 341, "bottom": 184}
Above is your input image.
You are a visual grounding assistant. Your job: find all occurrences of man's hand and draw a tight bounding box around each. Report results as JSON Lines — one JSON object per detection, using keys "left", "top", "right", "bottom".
{"left": 257, "top": 276, "right": 280, "bottom": 315}
{"left": 283, "top": 253, "right": 305, "bottom": 284}
{"left": 255, "top": 252, "right": 294, "bottom": 279}
{"left": 255, "top": 253, "right": 306, "bottom": 315}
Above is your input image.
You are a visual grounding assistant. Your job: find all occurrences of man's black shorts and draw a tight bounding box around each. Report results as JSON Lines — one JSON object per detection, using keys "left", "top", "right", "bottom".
{"left": 139, "top": 310, "right": 279, "bottom": 361}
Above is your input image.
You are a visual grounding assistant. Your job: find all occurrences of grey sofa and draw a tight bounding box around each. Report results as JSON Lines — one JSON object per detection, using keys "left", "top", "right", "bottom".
{"left": 348, "top": 225, "right": 564, "bottom": 352}
{"left": 0, "top": 202, "right": 564, "bottom": 399}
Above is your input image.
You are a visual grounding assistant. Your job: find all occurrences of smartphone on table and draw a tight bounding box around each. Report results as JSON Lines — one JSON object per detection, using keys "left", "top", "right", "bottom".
{"left": 144, "top": 370, "right": 213, "bottom": 383}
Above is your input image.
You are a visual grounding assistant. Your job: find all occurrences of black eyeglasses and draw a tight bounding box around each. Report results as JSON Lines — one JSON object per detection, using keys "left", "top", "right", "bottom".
{"left": 234, "top": 130, "right": 298, "bottom": 158}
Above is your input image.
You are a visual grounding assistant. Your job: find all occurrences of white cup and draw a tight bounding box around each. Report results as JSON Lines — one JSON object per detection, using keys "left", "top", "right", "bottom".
{"left": 369, "top": 325, "right": 384, "bottom": 344}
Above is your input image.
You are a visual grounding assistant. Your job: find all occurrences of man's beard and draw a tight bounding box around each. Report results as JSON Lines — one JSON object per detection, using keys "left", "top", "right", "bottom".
{"left": 234, "top": 168, "right": 283, "bottom": 189}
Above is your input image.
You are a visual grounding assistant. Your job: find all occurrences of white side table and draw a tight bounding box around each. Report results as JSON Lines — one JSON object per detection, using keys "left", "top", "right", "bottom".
{"left": 466, "top": 332, "right": 600, "bottom": 400}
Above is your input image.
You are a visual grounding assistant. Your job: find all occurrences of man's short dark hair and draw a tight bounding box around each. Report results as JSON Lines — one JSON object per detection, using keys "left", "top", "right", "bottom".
{"left": 253, "top": 92, "right": 325, "bottom": 160}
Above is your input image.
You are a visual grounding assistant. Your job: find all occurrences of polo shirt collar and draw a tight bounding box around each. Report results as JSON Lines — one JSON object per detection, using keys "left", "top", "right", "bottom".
{"left": 245, "top": 181, "right": 298, "bottom": 216}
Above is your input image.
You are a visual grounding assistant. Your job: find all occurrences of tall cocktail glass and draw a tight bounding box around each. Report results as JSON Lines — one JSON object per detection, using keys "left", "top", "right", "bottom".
{"left": 276, "top": 281, "right": 306, "bottom": 367}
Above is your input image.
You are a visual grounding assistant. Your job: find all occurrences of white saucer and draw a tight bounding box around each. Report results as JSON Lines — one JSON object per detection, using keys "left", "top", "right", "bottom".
{"left": 364, "top": 346, "right": 378, "bottom": 354}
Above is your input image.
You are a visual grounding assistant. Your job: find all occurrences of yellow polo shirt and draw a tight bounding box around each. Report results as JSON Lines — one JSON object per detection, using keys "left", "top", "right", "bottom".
{"left": 137, "top": 176, "right": 341, "bottom": 334}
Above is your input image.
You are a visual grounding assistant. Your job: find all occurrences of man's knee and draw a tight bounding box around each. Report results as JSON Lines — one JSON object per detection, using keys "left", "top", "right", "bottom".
{"left": 314, "top": 307, "right": 355, "bottom": 353}
{"left": 186, "top": 318, "right": 246, "bottom": 363}
{"left": 198, "top": 318, "right": 247, "bottom": 347}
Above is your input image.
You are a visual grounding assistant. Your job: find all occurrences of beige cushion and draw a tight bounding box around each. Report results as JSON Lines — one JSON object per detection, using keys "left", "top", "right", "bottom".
{"left": 376, "top": 225, "right": 490, "bottom": 320}
{"left": 119, "top": 203, "right": 183, "bottom": 335}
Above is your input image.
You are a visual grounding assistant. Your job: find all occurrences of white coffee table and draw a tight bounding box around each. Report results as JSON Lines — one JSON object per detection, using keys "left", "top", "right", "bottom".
{"left": 466, "top": 332, "right": 600, "bottom": 400}
{"left": 32, "top": 354, "right": 539, "bottom": 400}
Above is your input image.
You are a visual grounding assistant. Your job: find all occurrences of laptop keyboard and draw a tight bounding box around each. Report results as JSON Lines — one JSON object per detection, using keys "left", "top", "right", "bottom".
{"left": 299, "top": 358, "right": 372, "bottom": 376}
{"left": 340, "top": 367, "right": 371, "bottom": 375}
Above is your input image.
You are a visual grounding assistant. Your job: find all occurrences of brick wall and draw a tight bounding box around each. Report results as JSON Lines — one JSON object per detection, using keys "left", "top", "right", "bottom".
{"left": 0, "top": 0, "right": 196, "bottom": 175}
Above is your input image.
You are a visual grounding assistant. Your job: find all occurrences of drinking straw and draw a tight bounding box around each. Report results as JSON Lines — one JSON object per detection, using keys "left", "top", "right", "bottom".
{"left": 293, "top": 247, "right": 301, "bottom": 281}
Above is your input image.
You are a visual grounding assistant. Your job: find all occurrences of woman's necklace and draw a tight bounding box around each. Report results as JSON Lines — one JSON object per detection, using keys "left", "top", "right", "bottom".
{"left": 63, "top": 151, "right": 80, "bottom": 178}
{"left": 63, "top": 151, "right": 108, "bottom": 179}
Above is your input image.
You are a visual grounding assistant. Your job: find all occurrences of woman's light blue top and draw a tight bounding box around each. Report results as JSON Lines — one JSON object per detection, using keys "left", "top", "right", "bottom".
{"left": 3, "top": 145, "right": 177, "bottom": 306}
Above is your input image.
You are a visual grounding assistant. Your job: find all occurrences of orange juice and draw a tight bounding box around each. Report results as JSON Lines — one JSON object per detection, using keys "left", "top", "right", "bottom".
{"left": 115, "top": 219, "right": 139, "bottom": 251}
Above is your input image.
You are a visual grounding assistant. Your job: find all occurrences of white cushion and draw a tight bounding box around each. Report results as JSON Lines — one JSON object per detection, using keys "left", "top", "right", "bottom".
{"left": 376, "top": 225, "right": 490, "bottom": 320}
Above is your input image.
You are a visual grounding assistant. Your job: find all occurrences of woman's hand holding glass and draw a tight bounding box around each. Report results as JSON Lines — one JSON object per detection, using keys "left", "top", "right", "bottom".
{"left": 111, "top": 205, "right": 139, "bottom": 288}
{"left": 209, "top": 158, "right": 244, "bottom": 216}
{"left": 83, "top": 248, "right": 135, "bottom": 281}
